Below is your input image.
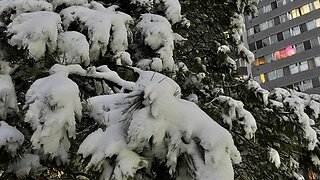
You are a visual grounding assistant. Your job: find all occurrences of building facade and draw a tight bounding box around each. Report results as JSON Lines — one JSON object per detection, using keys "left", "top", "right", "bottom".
{"left": 246, "top": 0, "right": 320, "bottom": 93}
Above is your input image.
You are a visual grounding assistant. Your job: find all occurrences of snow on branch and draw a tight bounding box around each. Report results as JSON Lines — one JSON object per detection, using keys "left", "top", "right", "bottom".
{"left": 60, "top": 2, "right": 133, "bottom": 61}
{"left": 57, "top": 31, "right": 90, "bottom": 66}
{"left": 213, "top": 95, "right": 257, "bottom": 139}
{"left": 0, "top": 121, "right": 24, "bottom": 155}
{"left": 0, "top": 61, "right": 19, "bottom": 119}
{"left": 137, "top": 14, "right": 186, "bottom": 71}
{"left": 0, "top": 0, "right": 53, "bottom": 22}
{"left": 24, "top": 71, "right": 82, "bottom": 163}
{"left": 80, "top": 70, "right": 240, "bottom": 179}
{"left": 6, "top": 11, "right": 62, "bottom": 59}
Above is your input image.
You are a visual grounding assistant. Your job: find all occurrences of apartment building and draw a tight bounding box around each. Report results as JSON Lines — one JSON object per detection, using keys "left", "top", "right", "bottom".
{"left": 246, "top": 0, "right": 320, "bottom": 93}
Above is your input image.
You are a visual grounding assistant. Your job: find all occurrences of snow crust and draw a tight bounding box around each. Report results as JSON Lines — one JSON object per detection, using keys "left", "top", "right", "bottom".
{"left": 6, "top": 11, "right": 61, "bottom": 59}
{"left": 24, "top": 72, "right": 82, "bottom": 162}
{"left": 0, "top": 121, "right": 24, "bottom": 155}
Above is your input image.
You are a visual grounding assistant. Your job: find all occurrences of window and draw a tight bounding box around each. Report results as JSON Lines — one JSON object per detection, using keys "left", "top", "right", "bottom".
{"left": 300, "top": 4, "right": 310, "bottom": 15}
{"left": 271, "top": 1, "right": 278, "bottom": 10}
{"left": 291, "top": 9, "right": 300, "bottom": 19}
{"left": 311, "top": 37, "right": 320, "bottom": 47}
{"left": 304, "top": 40, "right": 312, "bottom": 50}
{"left": 254, "top": 25, "right": 260, "bottom": 33}
{"left": 249, "top": 43, "right": 256, "bottom": 51}
{"left": 271, "top": 34, "right": 279, "bottom": 43}
{"left": 247, "top": 27, "right": 254, "bottom": 36}
{"left": 300, "top": 23, "right": 307, "bottom": 33}
{"left": 283, "top": 29, "right": 291, "bottom": 39}
{"left": 265, "top": 53, "right": 274, "bottom": 63}
{"left": 300, "top": 61, "right": 309, "bottom": 71}
{"left": 252, "top": 57, "right": 266, "bottom": 67}
{"left": 274, "top": 16, "right": 280, "bottom": 25}
{"left": 291, "top": 26, "right": 301, "bottom": 36}
{"left": 277, "top": 0, "right": 285, "bottom": 6}
{"left": 262, "top": 38, "right": 270, "bottom": 47}
{"left": 314, "top": 0, "right": 320, "bottom": 9}
{"left": 280, "top": 49, "right": 287, "bottom": 59}
{"left": 286, "top": 45, "right": 295, "bottom": 56}
{"left": 259, "top": 22, "right": 268, "bottom": 31}
{"left": 253, "top": 76, "right": 261, "bottom": 84}
{"left": 280, "top": 13, "right": 289, "bottom": 23}
{"left": 295, "top": 42, "right": 304, "bottom": 53}
{"left": 306, "top": 20, "right": 316, "bottom": 30}
{"left": 267, "top": 19, "right": 274, "bottom": 28}
{"left": 246, "top": 14, "right": 252, "bottom": 21}
{"left": 260, "top": 74, "right": 266, "bottom": 83}
{"left": 316, "top": 18, "right": 320, "bottom": 27}
{"left": 274, "top": 51, "right": 281, "bottom": 60}
{"left": 256, "top": 40, "right": 263, "bottom": 49}
{"left": 271, "top": 32, "right": 283, "bottom": 41}
{"left": 299, "top": 79, "right": 313, "bottom": 91}
{"left": 315, "top": 56, "right": 320, "bottom": 67}
{"left": 289, "top": 61, "right": 309, "bottom": 74}
{"left": 289, "top": 63, "right": 299, "bottom": 74}
{"left": 264, "top": 4, "right": 272, "bottom": 13}
{"left": 268, "top": 68, "right": 284, "bottom": 81}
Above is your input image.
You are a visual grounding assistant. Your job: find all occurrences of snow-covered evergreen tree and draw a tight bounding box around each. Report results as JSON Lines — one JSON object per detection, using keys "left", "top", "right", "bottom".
{"left": 0, "top": 0, "right": 319, "bottom": 179}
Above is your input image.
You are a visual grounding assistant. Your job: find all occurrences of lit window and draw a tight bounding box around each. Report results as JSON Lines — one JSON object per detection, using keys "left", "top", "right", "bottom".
{"left": 291, "top": 26, "right": 301, "bottom": 36}
{"left": 274, "top": 51, "right": 281, "bottom": 60}
{"left": 286, "top": 45, "right": 295, "bottom": 56}
{"left": 316, "top": 18, "right": 320, "bottom": 27}
{"left": 314, "top": 0, "right": 320, "bottom": 9}
{"left": 280, "top": 49, "right": 287, "bottom": 59}
{"left": 306, "top": 20, "right": 316, "bottom": 30}
{"left": 260, "top": 74, "right": 266, "bottom": 83}
{"left": 300, "top": 4, "right": 310, "bottom": 15}
{"left": 291, "top": 9, "right": 300, "bottom": 19}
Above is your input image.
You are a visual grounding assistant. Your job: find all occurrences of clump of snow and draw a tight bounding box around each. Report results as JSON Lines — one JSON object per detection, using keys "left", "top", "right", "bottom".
{"left": 48, "top": 0, "right": 88, "bottom": 10}
{"left": 79, "top": 69, "right": 240, "bottom": 179}
{"left": 269, "top": 147, "right": 281, "bottom": 168}
{"left": 0, "top": 0, "right": 53, "bottom": 22}
{"left": 57, "top": 31, "right": 90, "bottom": 66}
{"left": 7, "top": 153, "right": 41, "bottom": 177}
{"left": 0, "top": 75, "right": 18, "bottom": 119}
{"left": 60, "top": 2, "right": 133, "bottom": 60}
{"left": 0, "top": 121, "right": 24, "bottom": 155}
{"left": 311, "top": 154, "right": 320, "bottom": 167}
{"left": 24, "top": 71, "right": 82, "bottom": 162}
{"left": 137, "top": 13, "right": 186, "bottom": 71}
{"left": 292, "top": 172, "right": 305, "bottom": 180}
{"left": 114, "top": 51, "right": 133, "bottom": 66}
{"left": 217, "top": 45, "right": 230, "bottom": 53}
{"left": 247, "top": 79, "right": 269, "bottom": 105}
{"left": 6, "top": 11, "right": 61, "bottom": 59}
{"left": 213, "top": 95, "right": 257, "bottom": 139}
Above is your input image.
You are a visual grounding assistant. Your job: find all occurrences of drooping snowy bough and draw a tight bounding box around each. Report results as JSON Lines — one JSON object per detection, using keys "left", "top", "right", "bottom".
{"left": 76, "top": 66, "right": 242, "bottom": 179}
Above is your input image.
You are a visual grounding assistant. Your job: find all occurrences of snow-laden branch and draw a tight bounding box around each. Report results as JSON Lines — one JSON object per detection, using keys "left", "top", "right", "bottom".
{"left": 80, "top": 70, "right": 240, "bottom": 179}
{"left": 6, "top": 11, "right": 62, "bottom": 59}
{"left": 0, "top": 121, "right": 24, "bottom": 155}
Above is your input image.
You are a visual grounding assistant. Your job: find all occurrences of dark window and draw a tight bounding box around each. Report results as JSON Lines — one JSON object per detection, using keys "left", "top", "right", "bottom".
{"left": 312, "top": 77, "right": 320, "bottom": 88}
{"left": 249, "top": 43, "right": 256, "bottom": 51}
{"left": 304, "top": 40, "right": 312, "bottom": 50}
{"left": 283, "top": 66, "right": 290, "bottom": 76}
{"left": 274, "top": 16, "right": 280, "bottom": 25}
{"left": 256, "top": 40, "right": 263, "bottom": 49}
{"left": 300, "top": 23, "right": 307, "bottom": 33}
{"left": 271, "top": 1, "right": 278, "bottom": 10}
{"left": 277, "top": 32, "right": 284, "bottom": 41}
{"left": 311, "top": 37, "right": 320, "bottom": 48}
{"left": 254, "top": 25, "right": 260, "bottom": 33}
